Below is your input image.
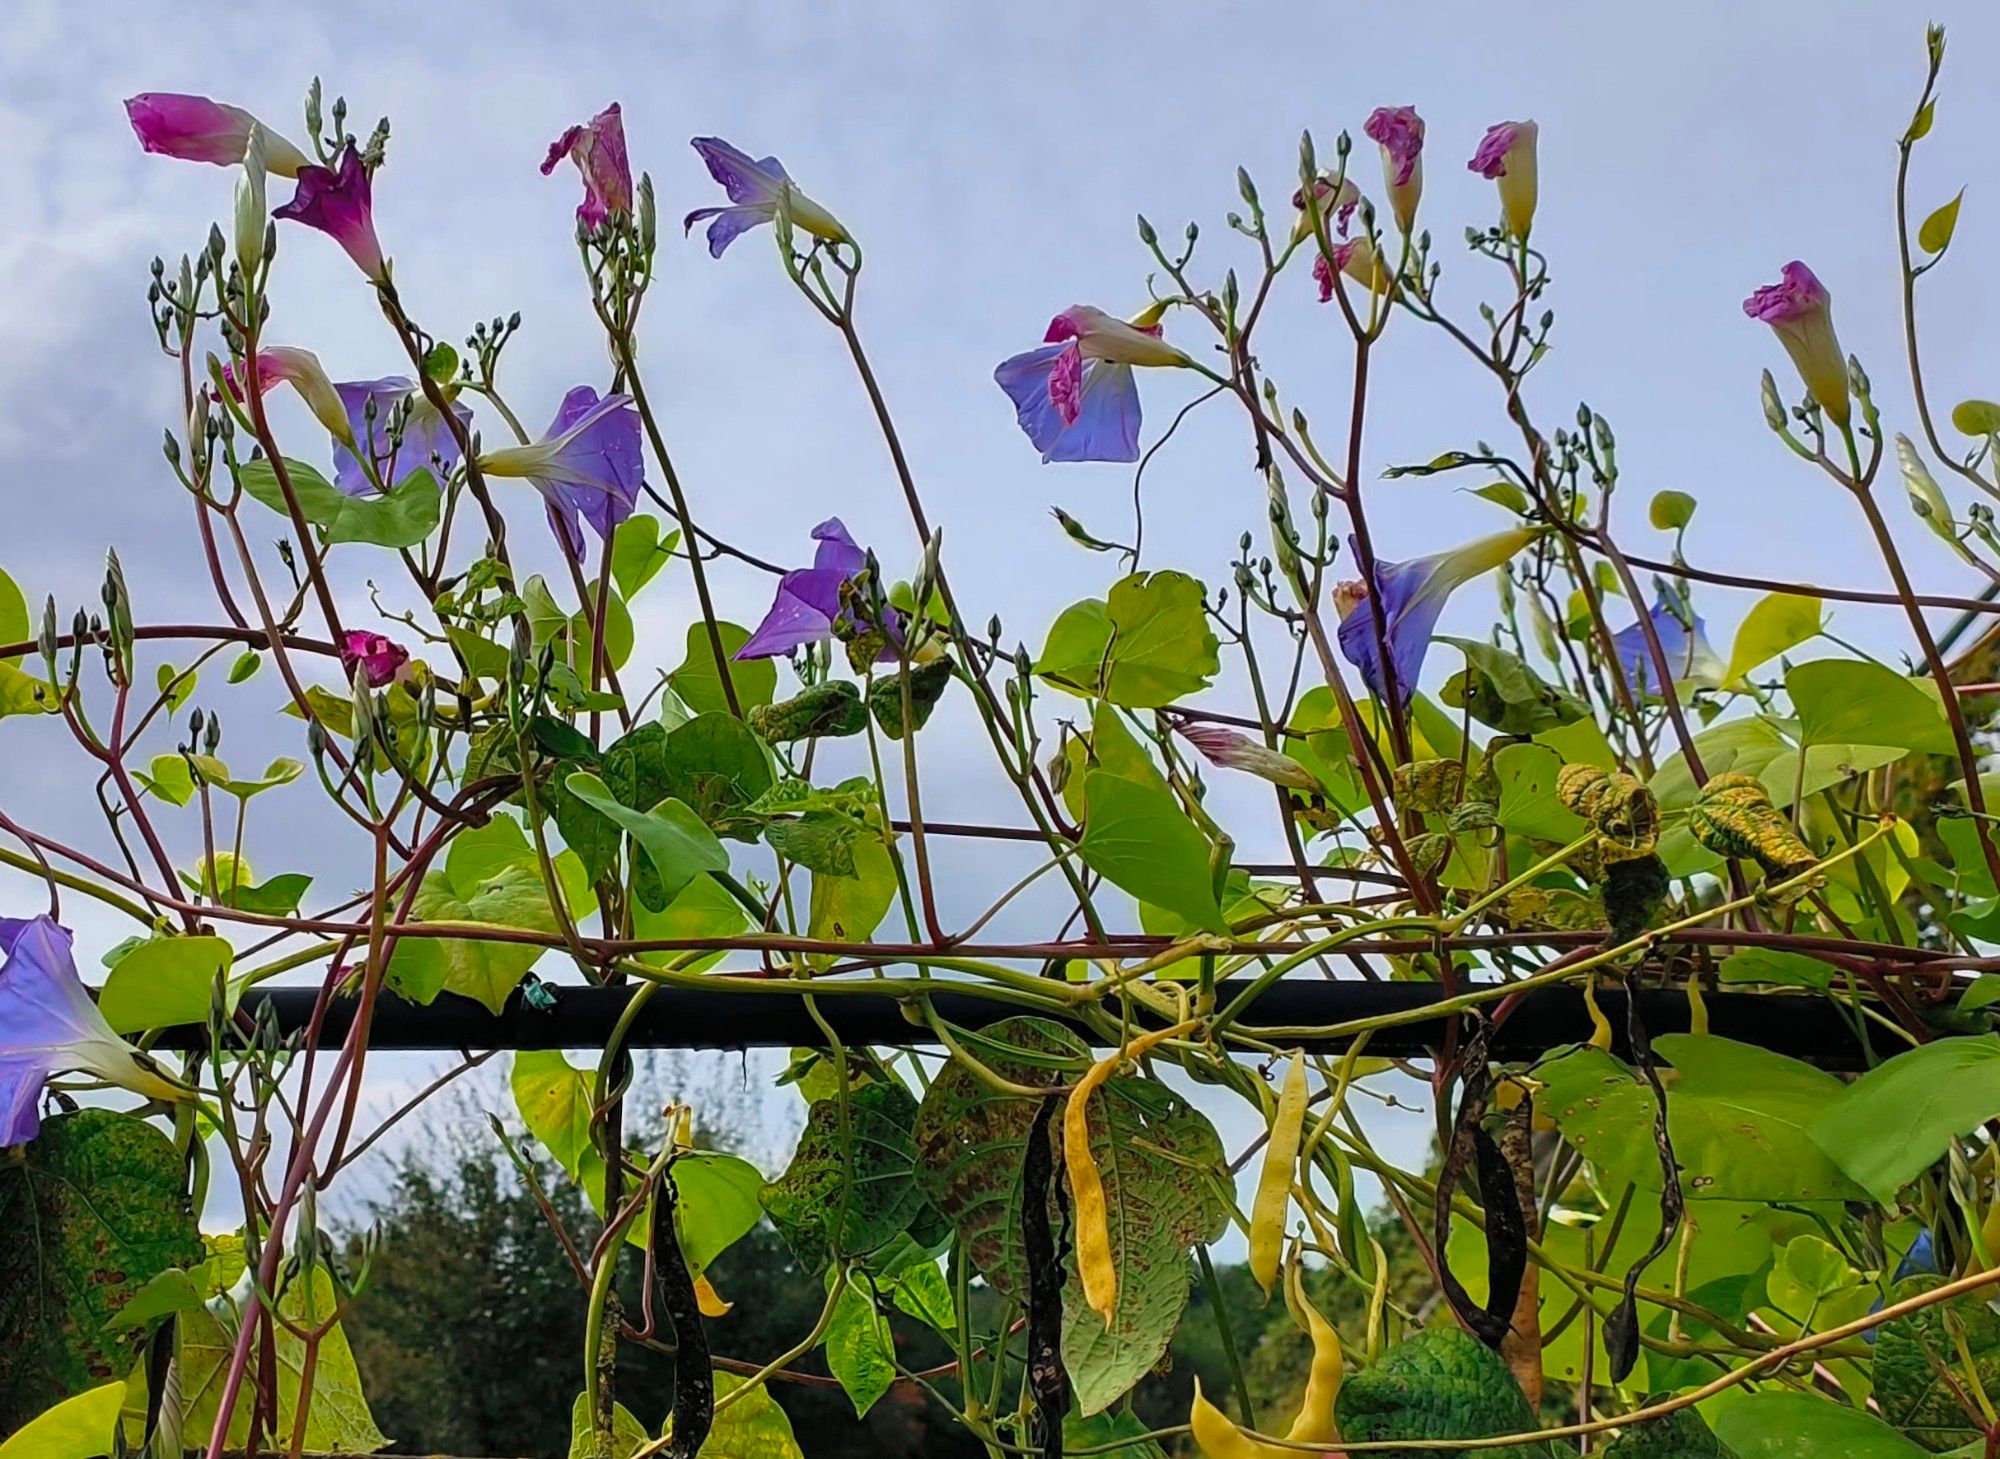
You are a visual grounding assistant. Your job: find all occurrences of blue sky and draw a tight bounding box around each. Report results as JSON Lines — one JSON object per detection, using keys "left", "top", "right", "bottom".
{"left": 6, "top": 0, "right": 2000, "bottom": 1205}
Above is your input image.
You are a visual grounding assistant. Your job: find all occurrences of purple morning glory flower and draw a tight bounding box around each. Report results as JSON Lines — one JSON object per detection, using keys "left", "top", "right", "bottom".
{"left": 124, "top": 92, "right": 309, "bottom": 175}
{"left": 331, "top": 378, "right": 472, "bottom": 496}
{"left": 477, "top": 387, "right": 644, "bottom": 559}
{"left": 0, "top": 915, "right": 186, "bottom": 1145}
{"left": 1611, "top": 598, "right": 1723, "bottom": 697}
{"left": 1744, "top": 261, "right": 1850, "bottom": 426}
{"left": 542, "top": 103, "right": 632, "bottom": 228}
{"left": 994, "top": 305, "right": 1189, "bottom": 465}
{"left": 736, "top": 518, "right": 898, "bottom": 661}
{"left": 273, "top": 144, "right": 387, "bottom": 281}
{"left": 1334, "top": 528, "right": 1540, "bottom": 705}
{"left": 683, "top": 137, "right": 849, "bottom": 258}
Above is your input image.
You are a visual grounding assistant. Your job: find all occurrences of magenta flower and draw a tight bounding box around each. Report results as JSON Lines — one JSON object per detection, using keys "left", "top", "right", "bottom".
{"left": 737, "top": 518, "right": 898, "bottom": 661}
{"left": 1468, "top": 120, "right": 1539, "bottom": 240}
{"left": 1290, "top": 172, "right": 1361, "bottom": 244}
{"left": 125, "top": 92, "right": 309, "bottom": 176}
{"left": 994, "top": 305, "right": 1189, "bottom": 465}
{"left": 1334, "top": 529, "right": 1540, "bottom": 705}
{"left": 341, "top": 630, "right": 411, "bottom": 687}
{"left": 225, "top": 347, "right": 356, "bottom": 449}
{"left": 1611, "top": 600, "right": 1723, "bottom": 698}
{"left": 0, "top": 915, "right": 186, "bottom": 1145}
{"left": 1743, "top": 261, "right": 1850, "bottom": 426}
{"left": 477, "top": 387, "right": 644, "bottom": 558}
{"left": 1363, "top": 105, "right": 1424, "bottom": 231}
{"left": 1175, "top": 722, "right": 1321, "bottom": 793}
{"left": 1313, "top": 238, "right": 1393, "bottom": 302}
{"left": 541, "top": 103, "right": 632, "bottom": 227}
{"left": 273, "top": 145, "right": 386, "bottom": 281}
{"left": 684, "top": 138, "right": 849, "bottom": 258}
{"left": 331, "top": 378, "right": 471, "bottom": 496}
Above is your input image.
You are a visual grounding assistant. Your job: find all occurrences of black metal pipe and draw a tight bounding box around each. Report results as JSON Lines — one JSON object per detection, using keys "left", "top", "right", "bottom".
{"left": 153, "top": 981, "right": 1894, "bottom": 1069}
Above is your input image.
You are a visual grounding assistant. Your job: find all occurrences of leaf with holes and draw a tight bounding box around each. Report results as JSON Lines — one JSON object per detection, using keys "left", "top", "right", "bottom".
{"left": 0, "top": 1110, "right": 202, "bottom": 1432}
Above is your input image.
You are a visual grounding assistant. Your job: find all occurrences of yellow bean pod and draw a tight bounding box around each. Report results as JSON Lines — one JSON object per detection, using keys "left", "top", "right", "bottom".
{"left": 1582, "top": 979, "right": 1614, "bottom": 1051}
{"left": 1189, "top": 1378, "right": 1274, "bottom": 1459}
{"left": 1063, "top": 1052, "right": 1123, "bottom": 1326}
{"left": 694, "top": 1273, "right": 732, "bottom": 1317}
{"left": 1284, "top": 1261, "right": 1344, "bottom": 1447}
{"left": 1249, "top": 1051, "right": 1309, "bottom": 1294}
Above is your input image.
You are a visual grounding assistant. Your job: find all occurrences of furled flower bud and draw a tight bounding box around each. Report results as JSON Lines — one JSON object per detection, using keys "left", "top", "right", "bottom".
{"left": 1176, "top": 721, "right": 1321, "bottom": 793}
{"left": 226, "top": 346, "right": 357, "bottom": 448}
{"left": 1742, "top": 262, "right": 1849, "bottom": 426}
{"left": 1363, "top": 106, "right": 1425, "bottom": 233}
{"left": 234, "top": 124, "right": 269, "bottom": 275}
{"left": 1468, "top": 120, "right": 1539, "bottom": 241}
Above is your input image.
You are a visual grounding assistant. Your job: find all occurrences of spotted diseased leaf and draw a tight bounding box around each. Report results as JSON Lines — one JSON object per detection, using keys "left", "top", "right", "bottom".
{"left": 1335, "top": 1326, "right": 1553, "bottom": 1457}
{"left": 761, "top": 1080, "right": 923, "bottom": 1272}
{"left": 0, "top": 1110, "right": 203, "bottom": 1432}
{"left": 909, "top": 1017, "right": 1228, "bottom": 1414}
{"left": 1600, "top": 1408, "right": 1735, "bottom": 1457}
{"left": 1872, "top": 1276, "right": 2000, "bottom": 1452}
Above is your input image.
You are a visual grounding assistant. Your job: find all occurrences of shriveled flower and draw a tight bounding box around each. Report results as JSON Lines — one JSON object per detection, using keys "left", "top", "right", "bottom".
{"left": 1290, "top": 171, "right": 1362, "bottom": 244}
{"left": 1176, "top": 721, "right": 1321, "bottom": 793}
{"left": 124, "top": 92, "right": 309, "bottom": 176}
{"left": 737, "top": 518, "right": 896, "bottom": 661}
{"left": 1743, "top": 261, "right": 1850, "bottom": 426}
{"left": 273, "top": 145, "right": 386, "bottom": 282}
{"left": 1468, "top": 120, "right": 1539, "bottom": 241}
{"left": 331, "top": 378, "right": 471, "bottom": 496}
{"left": 477, "top": 387, "right": 644, "bottom": 558}
{"left": 341, "top": 630, "right": 410, "bottom": 688}
{"left": 1312, "top": 237, "right": 1393, "bottom": 301}
{"left": 0, "top": 915, "right": 187, "bottom": 1145}
{"left": 683, "top": 137, "right": 849, "bottom": 258}
{"left": 542, "top": 103, "right": 632, "bottom": 227}
{"left": 994, "top": 304, "right": 1189, "bottom": 465}
{"left": 225, "top": 347, "right": 356, "bottom": 448}
{"left": 1610, "top": 598, "right": 1723, "bottom": 697}
{"left": 1335, "top": 528, "right": 1540, "bottom": 705}
{"left": 1363, "top": 105, "right": 1425, "bottom": 232}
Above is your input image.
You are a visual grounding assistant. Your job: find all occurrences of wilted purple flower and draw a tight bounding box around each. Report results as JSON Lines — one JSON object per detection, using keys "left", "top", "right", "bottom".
{"left": 1468, "top": 120, "right": 1538, "bottom": 240}
{"left": 331, "top": 378, "right": 471, "bottom": 496}
{"left": 541, "top": 103, "right": 632, "bottom": 227}
{"left": 341, "top": 630, "right": 411, "bottom": 687}
{"left": 683, "top": 137, "right": 849, "bottom": 258}
{"left": 737, "top": 518, "right": 898, "bottom": 661}
{"left": 1744, "top": 261, "right": 1850, "bottom": 426}
{"left": 1363, "top": 105, "right": 1424, "bottom": 231}
{"left": 0, "top": 915, "right": 186, "bottom": 1145}
{"left": 124, "top": 92, "right": 309, "bottom": 176}
{"left": 1610, "top": 599, "right": 1723, "bottom": 697}
{"left": 1313, "top": 238, "right": 1393, "bottom": 301}
{"left": 477, "top": 386, "right": 644, "bottom": 558}
{"left": 994, "top": 305, "right": 1189, "bottom": 465}
{"left": 273, "top": 145, "right": 386, "bottom": 281}
{"left": 1176, "top": 721, "right": 1321, "bottom": 793}
{"left": 1335, "top": 528, "right": 1540, "bottom": 705}
{"left": 1290, "top": 172, "right": 1361, "bottom": 245}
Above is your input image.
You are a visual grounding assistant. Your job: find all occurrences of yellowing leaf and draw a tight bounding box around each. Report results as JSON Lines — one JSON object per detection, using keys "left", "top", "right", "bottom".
{"left": 1919, "top": 188, "right": 1965, "bottom": 254}
{"left": 1723, "top": 592, "right": 1823, "bottom": 688}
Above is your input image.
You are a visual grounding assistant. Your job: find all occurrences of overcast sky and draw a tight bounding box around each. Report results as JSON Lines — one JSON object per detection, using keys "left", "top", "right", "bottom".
{"left": 6, "top": 0, "right": 2000, "bottom": 1208}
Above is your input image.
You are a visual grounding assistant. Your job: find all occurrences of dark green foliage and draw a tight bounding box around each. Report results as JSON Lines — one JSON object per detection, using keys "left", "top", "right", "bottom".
{"left": 1335, "top": 1325, "right": 1554, "bottom": 1457}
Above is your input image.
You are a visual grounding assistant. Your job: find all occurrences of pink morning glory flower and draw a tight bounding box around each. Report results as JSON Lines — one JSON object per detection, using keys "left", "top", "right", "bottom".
{"left": 1175, "top": 722, "right": 1321, "bottom": 792}
{"left": 124, "top": 92, "right": 309, "bottom": 176}
{"left": 477, "top": 386, "right": 644, "bottom": 558}
{"left": 683, "top": 138, "right": 849, "bottom": 258}
{"left": 273, "top": 145, "right": 387, "bottom": 281}
{"left": 341, "top": 630, "right": 411, "bottom": 688}
{"left": 1363, "top": 105, "right": 1425, "bottom": 232}
{"left": 1468, "top": 120, "right": 1539, "bottom": 241}
{"left": 331, "top": 379, "right": 472, "bottom": 497}
{"left": 1611, "top": 599, "right": 1723, "bottom": 698}
{"left": 994, "top": 305, "right": 1189, "bottom": 465}
{"left": 542, "top": 103, "right": 632, "bottom": 228}
{"left": 1334, "top": 528, "right": 1540, "bottom": 705}
{"left": 1313, "top": 238, "right": 1394, "bottom": 302}
{"left": 736, "top": 517, "right": 900, "bottom": 661}
{"left": 0, "top": 915, "right": 187, "bottom": 1145}
{"left": 226, "top": 347, "right": 357, "bottom": 450}
{"left": 1290, "top": 172, "right": 1361, "bottom": 245}
{"left": 1743, "top": 261, "right": 1850, "bottom": 426}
